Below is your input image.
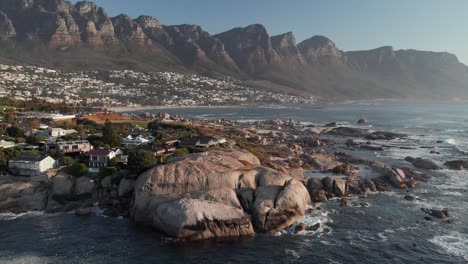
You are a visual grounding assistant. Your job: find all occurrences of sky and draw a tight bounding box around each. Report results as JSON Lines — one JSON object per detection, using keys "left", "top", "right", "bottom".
{"left": 71, "top": 0, "right": 468, "bottom": 64}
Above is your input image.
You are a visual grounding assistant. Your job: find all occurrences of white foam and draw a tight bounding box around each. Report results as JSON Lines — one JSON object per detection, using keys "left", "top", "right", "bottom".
{"left": 446, "top": 139, "right": 458, "bottom": 145}
{"left": 430, "top": 232, "right": 468, "bottom": 260}
{"left": 0, "top": 211, "right": 45, "bottom": 221}
{"left": 285, "top": 207, "right": 334, "bottom": 236}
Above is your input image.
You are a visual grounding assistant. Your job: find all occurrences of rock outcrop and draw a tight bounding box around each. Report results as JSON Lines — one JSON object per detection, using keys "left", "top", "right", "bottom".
{"left": 131, "top": 149, "right": 311, "bottom": 240}
{"left": 0, "top": 176, "right": 48, "bottom": 213}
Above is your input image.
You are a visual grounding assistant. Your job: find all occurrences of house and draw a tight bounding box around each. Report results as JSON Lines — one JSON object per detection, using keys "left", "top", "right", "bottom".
{"left": 122, "top": 135, "right": 151, "bottom": 147}
{"left": 0, "top": 140, "right": 16, "bottom": 149}
{"left": 36, "top": 128, "right": 78, "bottom": 138}
{"left": 212, "top": 135, "right": 227, "bottom": 145}
{"left": 162, "top": 137, "right": 180, "bottom": 146}
{"left": 56, "top": 140, "right": 92, "bottom": 155}
{"left": 88, "top": 149, "right": 117, "bottom": 168}
{"left": 129, "top": 144, "right": 167, "bottom": 158}
{"left": 9, "top": 155, "right": 57, "bottom": 176}
{"left": 179, "top": 136, "right": 221, "bottom": 148}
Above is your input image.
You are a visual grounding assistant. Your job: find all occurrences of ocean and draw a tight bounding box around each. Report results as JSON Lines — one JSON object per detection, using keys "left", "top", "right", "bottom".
{"left": 1, "top": 101, "right": 467, "bottom": 263}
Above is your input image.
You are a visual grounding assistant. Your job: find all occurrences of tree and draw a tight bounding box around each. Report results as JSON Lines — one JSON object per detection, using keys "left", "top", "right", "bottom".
{"left": 173, "top": 147, "right": 189, "bottom": 157}
{"left": 22, "top": 118, "right": 40, "bottom": 135}
{"left": 26, "top": 136, "right": 45, "bottom": 145}
{"left": 60, "top": 156, "right": 76, "bottom": 167}
{"left": 128, "top": 150, "right": 157, "bottom": 173}
{"left": 68, "top": 163, "right": 89, "bottom": 178}
{"left": 102, "top": 120, "right": 122, "bottom": 147}
{"left": 6, "top": 126, "right": 25, "bottom": 138}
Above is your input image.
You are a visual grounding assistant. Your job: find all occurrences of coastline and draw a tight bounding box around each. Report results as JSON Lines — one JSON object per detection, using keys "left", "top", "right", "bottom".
{"left": 110, "top": 99, "right": 468, "bottom": 113}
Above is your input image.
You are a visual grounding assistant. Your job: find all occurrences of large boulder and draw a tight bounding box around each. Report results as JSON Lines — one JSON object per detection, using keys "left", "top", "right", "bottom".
{"left": 0, "top": 177, "right": 48, "bottom": 213}
{"left": 444, "top": 160, "right": 468, "bottom": 170}
{"left": 50, "top": 174, "right": 74, "bottom": 200}
{"left": 252, "top": 179, "right": 310, "bottom": 233}
{"left": 118, "top": 178, "right": 135, "bottom": 197}
{"left": 131, "top": 149, "right": 310, "bottom": 239}
{"left": 387, "top": 168, "right": 407, "bottom": 189}
{"left": 149, "top": 199, "right": 254, "bottom": 240}
{"left": 74, "top": 177, "right": 95, "bottom": 197}
{"left": 411, "top": 158, "right": 442, "bottom": 170}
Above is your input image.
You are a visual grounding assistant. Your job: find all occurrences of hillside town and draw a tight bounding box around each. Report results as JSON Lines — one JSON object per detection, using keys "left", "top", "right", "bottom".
{"left": 0, "top": 64, "right": 316, "bottom": 107}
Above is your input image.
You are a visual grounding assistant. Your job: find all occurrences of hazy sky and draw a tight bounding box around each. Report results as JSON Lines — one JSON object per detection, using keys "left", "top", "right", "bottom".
{"left": 71, "top": 0, "right": 468, "bottom": 64}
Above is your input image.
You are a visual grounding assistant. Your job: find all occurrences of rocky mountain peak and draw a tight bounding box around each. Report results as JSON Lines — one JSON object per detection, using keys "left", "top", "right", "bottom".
{"left": 214, "top": 24, "right": 279, "bottom": 73}
{"left": 270, "top": 32, "right": 304, "bottom": 64}
{"left": 111, "top": 14, "right": 151, "bottom": 47}
{"left": 36, "top": 0, "right": 72, "bottom": 13}
{"left": 0, "top": 11, "right": 15, "bottom": 38}
{"left": 298, "top": 35, "right": 343, "bottom": 64}
{"left": 134, "top": 15, "right": 162, "bottom": 30}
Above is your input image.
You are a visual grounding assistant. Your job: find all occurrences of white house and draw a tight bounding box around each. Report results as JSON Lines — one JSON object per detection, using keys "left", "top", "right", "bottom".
{"left": 88, "top": 149, "right": 118, "bottom": 168}
{"left": 9, "top": 155, "right": 57, "bottom": 176}
{"left": 0, "top": 140, "right": 16, "bottom": 148}
{"left": 122, "top": 135, "right": 152, "bottom": 147}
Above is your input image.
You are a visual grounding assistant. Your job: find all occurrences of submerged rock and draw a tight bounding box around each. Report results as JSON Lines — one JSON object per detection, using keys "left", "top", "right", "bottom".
{"left": 444, "top": 160, "right": 468, "bottom": 170}
{"left": 327, "top": 127, "right": 370, "bottom": 137}
{"left": 75, "top": 206, "right": 92, "bottom": 216}
{"left": 421, "top": 208, "right": 449, "bottom": 219}
{"left": 411, "top": 158, "right": 442, "bottom": 170}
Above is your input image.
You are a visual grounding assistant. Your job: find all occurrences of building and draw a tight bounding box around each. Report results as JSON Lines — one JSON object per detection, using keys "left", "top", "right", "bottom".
{"left": 179, "top": 136, "right": 224, "bottom": 148}
{"left": 129, "top": 144, "right": 167, "bottom": 158}
{"left": 88, "top": 149, "right": 117, "bottom": 168}
{"left": 0, "top": 140, "right": 15, "bottom": 149}
{"left": 56, "top": 140, "right": 92, "bottom": 155}
{"left": 162, "top": 137, "right": 180, "bottom": 146}
{"left": 49, "top": 128, "right": 78, "bottom": 137}
{"left": 122, "top": 135, "right": 151, "bottom": 147}
{"left": 37, "top": 128, "right": 78, "bottom": 138}
{"left": 9, "top": 155, "right": 57, "bottom": 176}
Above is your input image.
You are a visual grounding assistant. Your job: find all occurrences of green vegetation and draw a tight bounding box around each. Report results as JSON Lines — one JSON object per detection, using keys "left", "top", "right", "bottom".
{"left": 172, "top": 147, "right": 189, "bottom": 157}
{"left": 128, "top": 150, "right": 157, "bottom": 173}
{"left": 0, "top": 147, "right": 21, "bottom": 168}
{"left": 99, "top": 166, "right": 118, "bottom": 177}
{"left": 102, "top": 120, "right": 122, "bottom": 147}
{"left": 68, "top": 163, "right": 89, "bottom": 178}
{"left": 60, "top": 156, "right": 76, "bottom": 167}
{"left": 6, "top": 126, "right": 25, "bottom": 138}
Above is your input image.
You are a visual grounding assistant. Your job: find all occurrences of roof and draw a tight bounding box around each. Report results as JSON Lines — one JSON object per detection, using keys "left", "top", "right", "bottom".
{"left": 56, "top": 140, "right": 90, "bottom": 145}
{"left": 88, "top": 149, "right": 113, "bottom": 156}
{"left": 10, "top": 155, "right": 52, "bottom": 162}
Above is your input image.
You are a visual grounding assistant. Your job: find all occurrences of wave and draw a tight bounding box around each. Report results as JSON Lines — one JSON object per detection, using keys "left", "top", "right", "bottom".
{"left": 282, "top": 207, "right": 334, "bottom": 237}
{"left": 430, "top": 232, "right": 468, "bottom": 260}
{"left": 0, "top": 211, "right": 45, "bottom": 221}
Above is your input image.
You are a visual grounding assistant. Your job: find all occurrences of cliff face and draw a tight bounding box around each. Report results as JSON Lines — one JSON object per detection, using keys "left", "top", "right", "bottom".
{"left": 0, "top": 0, "right": 467, "bottom": 100}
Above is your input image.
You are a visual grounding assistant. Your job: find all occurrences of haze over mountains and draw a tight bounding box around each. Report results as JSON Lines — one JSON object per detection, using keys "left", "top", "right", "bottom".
{"left": 0, "top": 0, "right": 467, "bottom": 100}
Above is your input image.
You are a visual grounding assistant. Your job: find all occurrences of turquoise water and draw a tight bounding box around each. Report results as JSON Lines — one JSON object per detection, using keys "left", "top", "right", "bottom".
{"left": 1, "top": 101, "right": 467, "bottom": 263}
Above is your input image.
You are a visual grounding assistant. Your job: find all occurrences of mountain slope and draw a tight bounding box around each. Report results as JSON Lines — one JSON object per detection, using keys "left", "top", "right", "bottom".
{"left": 0, "top": 0, "right": 467, "bottom": 100}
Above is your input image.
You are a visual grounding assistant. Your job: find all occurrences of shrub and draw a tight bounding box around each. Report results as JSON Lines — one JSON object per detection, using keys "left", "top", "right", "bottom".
{"left": 173, "top": 147, "right": 189, "bottom": 157}
{"left": 99, "top": 166, "right": 118, "bottom": 177}
{"left": 68, "top": 163, "right": 89, "bottom": 178}
{"left": 60, "top": 156, "right": 76, "bottom": 167}
{"left": 128, "top": 150, "right": 157, "bottom": 173}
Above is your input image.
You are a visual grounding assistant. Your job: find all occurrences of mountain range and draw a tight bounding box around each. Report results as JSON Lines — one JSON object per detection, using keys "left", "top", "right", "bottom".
{"left": 0, "top": 0, "right": 467, "bottom": 100}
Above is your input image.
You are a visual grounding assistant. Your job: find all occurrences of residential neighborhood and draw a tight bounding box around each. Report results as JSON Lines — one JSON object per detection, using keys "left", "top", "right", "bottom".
{"left": 0, "top": 64, "right": 317, "bottom": 107}
{"left": 0, "top": 108, "right": 229, "bottom": 178}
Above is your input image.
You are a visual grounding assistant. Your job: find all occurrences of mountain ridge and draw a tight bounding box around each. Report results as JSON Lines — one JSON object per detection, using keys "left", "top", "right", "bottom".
{"left": 0, "top": 0, "right": 467, "bottom": 100}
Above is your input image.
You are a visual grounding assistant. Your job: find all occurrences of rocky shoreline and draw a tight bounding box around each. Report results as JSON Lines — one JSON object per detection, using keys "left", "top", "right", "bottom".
{"left": 1, "top": 118, "right": 465, "bottom": 241}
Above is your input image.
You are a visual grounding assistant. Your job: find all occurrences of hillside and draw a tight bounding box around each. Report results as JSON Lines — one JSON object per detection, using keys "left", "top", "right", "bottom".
{"left": 0, "top": 0, "right": 467, "bottom": 100}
